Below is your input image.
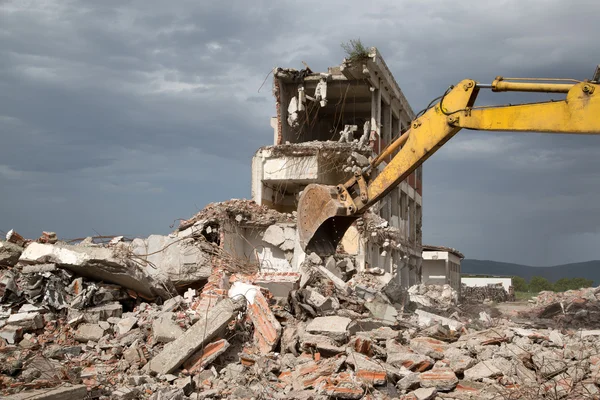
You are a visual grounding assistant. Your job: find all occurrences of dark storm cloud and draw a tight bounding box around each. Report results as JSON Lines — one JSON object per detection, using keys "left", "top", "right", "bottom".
{"left": 1, "top": 0, "right": 600, "bottom": 265}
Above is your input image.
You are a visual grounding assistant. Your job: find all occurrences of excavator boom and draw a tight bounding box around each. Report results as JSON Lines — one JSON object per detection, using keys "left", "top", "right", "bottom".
{"left": 298, "top": 71, "right": 600, "bottom": 255}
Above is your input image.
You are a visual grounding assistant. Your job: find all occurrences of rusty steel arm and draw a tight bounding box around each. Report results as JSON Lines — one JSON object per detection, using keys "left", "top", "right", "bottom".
{"left": 358, "top": 79, "right": 600, "bottom": 212}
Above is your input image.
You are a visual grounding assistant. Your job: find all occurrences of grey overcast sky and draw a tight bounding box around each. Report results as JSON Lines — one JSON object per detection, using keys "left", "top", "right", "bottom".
{"left": 2, "top": 0, "right": 600, "bottom": 266}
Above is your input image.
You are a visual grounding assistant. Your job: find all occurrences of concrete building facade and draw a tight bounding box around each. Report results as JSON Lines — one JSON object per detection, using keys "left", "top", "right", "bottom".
{"left": 251, "top": 47, "right": 423, "bottom": 287}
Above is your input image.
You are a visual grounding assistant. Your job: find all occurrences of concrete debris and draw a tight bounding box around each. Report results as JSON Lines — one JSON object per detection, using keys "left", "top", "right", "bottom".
{"left": 130, "top": 234, "right": 213, "bottom": 287}
{"left": 20, "top": 242, "right": 173, "bottom": 300}
{"left": 306, "top": 316, "right": 352, "bottom": 343}
{"left": 408, "top": 284, "right": 458, "bottom": 310}
{"left": 4, "top": 210, "right": 600, "bottom": 399}
{"left": 153, "top": 313, "right": 184, "bottom": 343}
{"left": 0, "top": 240, "right": 24, "bottom": 266}
{"left": 148, "top": 298, "right": 236, "bottom": 375}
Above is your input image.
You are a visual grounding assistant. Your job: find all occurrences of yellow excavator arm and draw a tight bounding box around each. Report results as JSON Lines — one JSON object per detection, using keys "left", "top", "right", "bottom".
{"left": 297, "top": 69, "right": 600, "bottom": 256}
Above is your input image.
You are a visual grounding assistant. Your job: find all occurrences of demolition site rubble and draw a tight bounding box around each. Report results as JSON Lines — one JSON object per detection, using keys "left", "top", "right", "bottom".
{"left": 3, "top": 202, "right": 600, "bottom": 399}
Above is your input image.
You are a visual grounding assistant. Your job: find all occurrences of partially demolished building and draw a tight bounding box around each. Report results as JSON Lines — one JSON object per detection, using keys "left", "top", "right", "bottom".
{"left": 252, "top": 47, "right": 423, "bottom": 285}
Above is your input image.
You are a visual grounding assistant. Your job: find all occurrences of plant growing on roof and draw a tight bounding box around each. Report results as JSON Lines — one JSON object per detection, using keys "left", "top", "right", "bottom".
{"left": 341, "top": 38, "right": 370, "bottom": 62}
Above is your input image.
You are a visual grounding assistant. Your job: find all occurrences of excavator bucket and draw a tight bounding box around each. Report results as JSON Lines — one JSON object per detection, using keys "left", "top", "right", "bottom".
{"left": 297, "top": 183, "right": 359, "bottom": 256}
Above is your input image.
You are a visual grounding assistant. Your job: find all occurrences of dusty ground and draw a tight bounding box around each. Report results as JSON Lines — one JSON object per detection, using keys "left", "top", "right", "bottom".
{"left": 496, "top": 301, "right": 532, "bottom": 318}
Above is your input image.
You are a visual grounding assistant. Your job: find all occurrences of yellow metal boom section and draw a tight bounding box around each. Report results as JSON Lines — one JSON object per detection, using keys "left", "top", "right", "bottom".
{"left": 297, "top": 74, "right": 600, "bottom": 255}
{"left": 364, "top": 80, "right": 600, "bottom": 210}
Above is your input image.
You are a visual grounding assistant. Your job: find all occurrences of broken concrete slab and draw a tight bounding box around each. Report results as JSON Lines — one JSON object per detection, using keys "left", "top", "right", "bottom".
{"left": 300, "top": 333, "right": 345, "bottom": 354}
{"left": 68, "top": 302, "right": 123, "bottom": 323}
{"left": 20, "top": 242, "right": 172, "bottom": 300}
{"left": 0, "top": 241, "right": 23, "bottom": 266}
{"left": 387, "top": 340, "right": 435, "bottom": 372}
{"left": 415, "top": 309, "right": 463, "bottom": 332}
{"left": 419, "top": 367, "right": 458, "bottom": 391}
{"left": 153, "top": 313, "right": 184, "bottom": 343}
{"left": 111, "top": 387, "right": 141, "bottom": 400}
{"left": 4, "top": 384, "right": 88, "bottom": 399}
{"left": 316, "top": 265, "right": 350, "bottom": 294}
{"left": 254, "top": 272, "right": 300, "bottom": 298}
{"left": 306, "top": 316, "right": 352, "bottom": 343}
{"left": 147, "top": 298, "right": 236, "bottom": 375}
{"left": 262, "top": 225, "right": 285, "bottom": 247}
{"left": 463, "top": 360, "right": 503, "bottom": 381}
{"left": 410, "top": 337, "right": 448, "bottom": 360}
{"left": 183, "top": 339, "right": 230, "bottom": 373}
{"left": 7, "top": 312, "right": 44, "bottom": 331}
{"left": 130, "top": 234, "right": 213, "bottom": 287}
{"left": 443, "top": 348, "right": 476, "bottom": 374}
{"left": 0, "top": 325, "right": 23, "bottom": 344}
{"left": 345, "top": 350, "right": 387, "bottom": 385}
{"left": 116, "top": 316, "right": 138, "bottom": 335}
{"left": 364, "top": 301, "right": 398, "bottom": 323}
{"left": 304, "top": 289, "right": 335, "bottom": 312}
{"left": 403, "top": 387, "right": 437, "bottom": 400}
{"left": 74, "top": 323, "right": 105, "bottom": 342}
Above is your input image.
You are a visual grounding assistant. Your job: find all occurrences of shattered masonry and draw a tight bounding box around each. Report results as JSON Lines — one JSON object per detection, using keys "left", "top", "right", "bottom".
{"left": 3, "top": 47, "right": 600, "bottom": 400}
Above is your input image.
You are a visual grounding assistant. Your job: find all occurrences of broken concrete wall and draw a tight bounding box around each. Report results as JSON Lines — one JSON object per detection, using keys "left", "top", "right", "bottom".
{"left": 19, "top": 242, "right": 173, "bottom": 300}
{"left": 222, "top": 224, "right": 296, "bottom": 273}
{"left": 251, "top": 142, "right": 372, "bottom": 213}
{"left": 129, "top": 234, "right": 213, "bottom": 289}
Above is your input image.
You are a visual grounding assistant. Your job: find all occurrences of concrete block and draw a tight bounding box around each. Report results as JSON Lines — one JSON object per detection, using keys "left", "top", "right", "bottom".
{"left": 69, "top": 302, "right": 123, "bottom": 324}
{"left": 0, "top": 326, "right": 23, "bottom": 344}
{"left": 254, "top": 272, "right": 300, "bottom": 298}
{"left": 148, "top": 298, "right": 235, "bottom": 375}
{"left": 405, "top": 387, "right": 437, "bottom": 400}
{"left": 306, "top": 316, "right": 352, "bottom": 343}
{"left": 153, "top": 313, "right": 184, "bottom": 343}
{"left": 74, "top": 323, "right": 105, "bottom": 342}
{"left": 397, "top": 373, "right": 420, "bottom": 391}
{"left": 415, "top": 309, "right": 463, "bottom": 332}
{"left": 345, "top": 351, "right": 387, "bottom": 385}
{"left": 419, "top": 367, "right": 458, "bottom": 391}
{"left": 386, "top": 340, "right": 434, "bottom": 372}
{"left": 116, "top": 316, "right": 138, "bottom": 335}
{"left": 364, "top": 301, "right": 398, "bottom": 323}
{"left": 463, "top": 360, "right": 503, "bottom": 381}
{"left": 316, "top": 265, "right": 350, "bottom": 294}
{"left": 4, "top": 384, "right": 88, "bottom": 400}
{"left": 0, "top": 241, "right": 23, "bottom": 266}
{"left": 262, "top": 225, "right": 285, "bottom": 247}
{"left": 130, "top": 234, "right": 212, "bottom": 287}
{"left": 7, "top": 312, "right": 44, "bottom": 331}
{"left": 409, "top": 337, "right": 448, "bottom": 360}
{"left": 111, "top": 387, "right": 141, "bottom": 400}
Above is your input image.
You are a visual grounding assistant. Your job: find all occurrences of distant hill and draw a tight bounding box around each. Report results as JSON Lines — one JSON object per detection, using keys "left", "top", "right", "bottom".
{"left": 461, "top": 259, "right": 600, "bottom": 286}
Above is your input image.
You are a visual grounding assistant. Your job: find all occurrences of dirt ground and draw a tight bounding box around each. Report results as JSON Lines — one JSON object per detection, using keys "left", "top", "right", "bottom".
{"left": 496, "top": 300, "right": 532, "bottom": 317}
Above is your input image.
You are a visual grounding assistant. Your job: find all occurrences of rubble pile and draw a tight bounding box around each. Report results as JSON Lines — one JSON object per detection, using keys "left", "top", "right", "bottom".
{"left": 178, "top": 199, "right": 295, "bottom": 233}
{"left": 526, "top": 287, "right": 600, "bottom": 329}
{"left": 3, "top": 210, "right": 600, "bottom": 399}
{"left": 408, "top": 284, "right": 458, "bottom": 311}
{"left": 460, "top": 284, "right": 512, "bottom": 304}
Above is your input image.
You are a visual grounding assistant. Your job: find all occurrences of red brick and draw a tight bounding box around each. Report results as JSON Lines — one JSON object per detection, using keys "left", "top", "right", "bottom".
{"left": 319, "top": 372, "right": 364, "bottom": 400}
{"left": 247, "top": 288, "right": 282, "bottom": 353}
{"left": 182, "top": 339, "right": 230, "bottom": 373}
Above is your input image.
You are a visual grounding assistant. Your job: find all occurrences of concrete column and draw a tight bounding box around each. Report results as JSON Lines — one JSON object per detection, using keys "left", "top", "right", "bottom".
{"left": 382, "top": 102, "right": 392, "bottom": 146}
{"left": 445, "top": 259, "right": 450, "bottom": 285}
{"left": 370, "top": 85, "right": 381, "bottom": 153}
